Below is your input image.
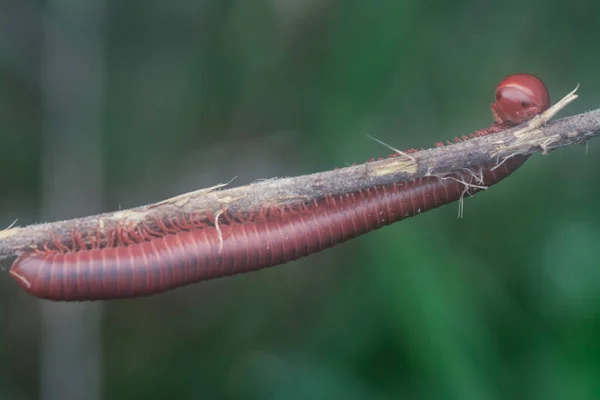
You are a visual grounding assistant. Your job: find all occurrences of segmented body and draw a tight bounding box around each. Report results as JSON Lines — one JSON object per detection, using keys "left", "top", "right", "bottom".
{"left": 10, "top": 74, "right": 550, "bottom": 301}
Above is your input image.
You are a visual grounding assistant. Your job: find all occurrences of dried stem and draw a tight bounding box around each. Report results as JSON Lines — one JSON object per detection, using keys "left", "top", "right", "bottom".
{"left": 1, "top": 87, "right": 597, "bottom": 263}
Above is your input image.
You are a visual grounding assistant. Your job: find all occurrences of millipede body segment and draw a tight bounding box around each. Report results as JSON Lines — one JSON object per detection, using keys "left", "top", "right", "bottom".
{"left": 10, "top": 74, "right": 551, "bottom": 301}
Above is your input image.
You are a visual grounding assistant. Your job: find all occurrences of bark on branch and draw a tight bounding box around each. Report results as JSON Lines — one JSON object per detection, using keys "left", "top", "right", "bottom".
{"left": 0, "top": 87, "right": 596, "bottom": 263}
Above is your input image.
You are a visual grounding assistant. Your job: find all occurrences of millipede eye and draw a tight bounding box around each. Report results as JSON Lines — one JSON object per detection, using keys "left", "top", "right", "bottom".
{"left": 492, "top": 73, "right": 550, "bottom": 125}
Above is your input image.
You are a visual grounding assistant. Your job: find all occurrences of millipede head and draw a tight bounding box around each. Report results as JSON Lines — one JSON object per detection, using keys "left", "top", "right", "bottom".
{"left": 492, "top": 73, "right": 550, "bottom": 125}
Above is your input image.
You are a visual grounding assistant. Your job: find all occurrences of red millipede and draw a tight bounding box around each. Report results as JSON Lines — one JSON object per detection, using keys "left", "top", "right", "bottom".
{"left": 10, "top": 73, "right": 550, "bottom": 301}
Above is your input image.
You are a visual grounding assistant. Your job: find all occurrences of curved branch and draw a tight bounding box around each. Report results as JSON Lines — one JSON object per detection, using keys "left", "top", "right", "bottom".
{"left": 0, "top": 87, "right": 596, "bottom": 263}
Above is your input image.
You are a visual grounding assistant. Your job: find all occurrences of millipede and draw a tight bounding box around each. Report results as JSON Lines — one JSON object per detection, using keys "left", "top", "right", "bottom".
{"left": 9, "top": 73, "right": 551, "bottom": 301}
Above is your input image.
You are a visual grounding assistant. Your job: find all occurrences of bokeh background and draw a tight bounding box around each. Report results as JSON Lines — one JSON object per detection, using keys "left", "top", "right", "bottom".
{"left": 1, "top": 1, "right": 600, "bottom": 399}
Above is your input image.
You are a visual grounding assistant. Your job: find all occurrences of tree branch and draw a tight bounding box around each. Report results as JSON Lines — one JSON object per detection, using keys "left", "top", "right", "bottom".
{"left": 1, "top": 87, "right": 597, "bottom": 263}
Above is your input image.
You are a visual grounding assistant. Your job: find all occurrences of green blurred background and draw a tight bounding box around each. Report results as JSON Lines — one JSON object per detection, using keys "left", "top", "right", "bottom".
{"left": 1, "top": 1, "right": 600, "bottom": 399}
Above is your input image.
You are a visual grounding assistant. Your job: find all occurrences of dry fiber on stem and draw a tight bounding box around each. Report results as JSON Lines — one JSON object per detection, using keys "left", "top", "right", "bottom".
{"left": 0, "top": 87, "right": 596, "bottom": 264}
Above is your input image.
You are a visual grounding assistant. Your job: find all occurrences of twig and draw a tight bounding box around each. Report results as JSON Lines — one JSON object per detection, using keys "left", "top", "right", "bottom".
{"left": 0, "top": 87, "right": 597, "bottom": 263}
